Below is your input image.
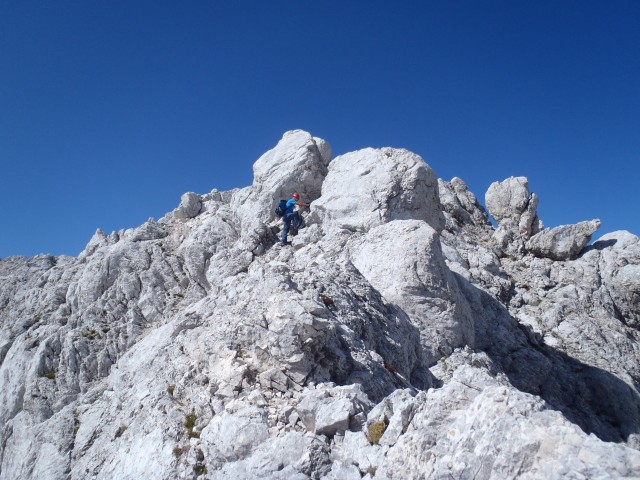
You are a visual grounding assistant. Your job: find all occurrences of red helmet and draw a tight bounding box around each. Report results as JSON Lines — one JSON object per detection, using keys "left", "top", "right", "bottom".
{"left": 292, "top": 192, "right": 300, "bottom": 200}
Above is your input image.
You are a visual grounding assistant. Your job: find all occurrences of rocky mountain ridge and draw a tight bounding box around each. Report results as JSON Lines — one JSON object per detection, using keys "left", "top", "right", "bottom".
{"left": 1, "top": 130, "right": 639, "bottom": 479}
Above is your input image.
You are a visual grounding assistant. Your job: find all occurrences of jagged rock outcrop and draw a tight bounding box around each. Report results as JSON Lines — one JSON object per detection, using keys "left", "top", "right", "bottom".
{"left": 232, "top": 129, "right": 331, "bottom": 252}
{"left": 1, "top": 130, "right": 639, "bottom": 479}
{"left": 174, "top": 192, "right": 203, "bottom": 219}
{"left": 485, "top": 176, "right": 543, "bottom": 257}
{"left": 438, "top": 176, "right": 492, "bottom": 230}
{"left": 372, "top": 350, "right": 640, "bottom": 479}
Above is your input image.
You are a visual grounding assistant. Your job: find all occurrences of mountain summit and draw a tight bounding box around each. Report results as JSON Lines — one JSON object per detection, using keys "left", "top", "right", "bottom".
{"left": 1, "top": 130, "right": 639, "bottom": 479}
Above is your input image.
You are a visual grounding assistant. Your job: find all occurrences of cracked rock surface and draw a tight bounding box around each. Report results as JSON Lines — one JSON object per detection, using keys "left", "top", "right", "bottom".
{"left": 1, "top": 130, "right": 639, "bottom": 479}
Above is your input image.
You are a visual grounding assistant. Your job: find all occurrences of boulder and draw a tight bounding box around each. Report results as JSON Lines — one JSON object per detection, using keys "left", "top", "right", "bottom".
{"left": 174, "top": 192, "right": 202, "bottom": 219}
{"left": 376, "top": 354, "right": 640, "bottom": 479}
{"left": 323, "top": 461, "right": 362, "bottom": 480}
{"left": 309, "top": 147, "right": 444, "bottom": 233}
{"left": 295, "top": 384, "right": 372, "bottom": 437}
{"left": 526, "top": 219, "right": 601, "bottom": 260}
{"left": 485, "top": 176, "right": 531, "bottom": 224}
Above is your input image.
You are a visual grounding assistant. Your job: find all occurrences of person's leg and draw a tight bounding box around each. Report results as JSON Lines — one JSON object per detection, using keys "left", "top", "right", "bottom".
{"left": 282, "top": 216, "right": 291, "bottom": 244}
{"left": 294, "top": 212, "right": 303, "bottom": 229}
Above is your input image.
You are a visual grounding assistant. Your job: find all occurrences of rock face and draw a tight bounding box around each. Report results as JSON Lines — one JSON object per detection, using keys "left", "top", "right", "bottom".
{"left": 350, "top": 220, "right": 474, "bottom": 364}
{"left": 1, "top": 130, "right": 639, "bottom": 480}
{"left": 232, "top": 130, "right": 331, "bottom": 252}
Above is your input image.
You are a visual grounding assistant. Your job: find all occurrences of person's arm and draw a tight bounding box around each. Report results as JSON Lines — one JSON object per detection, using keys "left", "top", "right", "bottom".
{"left": 297, "top": 202, "right": 310, "bottom": 208}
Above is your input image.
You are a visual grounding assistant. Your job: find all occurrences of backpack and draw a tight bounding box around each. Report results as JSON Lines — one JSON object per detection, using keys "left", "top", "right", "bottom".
{"left": 275, "top": 199, "right": 287, "bottom": 217}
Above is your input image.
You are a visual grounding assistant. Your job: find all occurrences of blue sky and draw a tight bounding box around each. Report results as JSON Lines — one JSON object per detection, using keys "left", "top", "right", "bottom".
{"left": 1, "top": 1, "right": 638, "bottom": 257}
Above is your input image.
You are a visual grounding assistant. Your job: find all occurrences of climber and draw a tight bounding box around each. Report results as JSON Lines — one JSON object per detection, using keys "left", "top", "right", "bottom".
{"left": 281, "top": 192, "right": 309, "bottom": 246}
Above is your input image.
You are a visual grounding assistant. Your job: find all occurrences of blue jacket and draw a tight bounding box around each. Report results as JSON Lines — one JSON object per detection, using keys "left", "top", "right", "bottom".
{"left": 285, "top": 198, "right": 298, "bottom": 215}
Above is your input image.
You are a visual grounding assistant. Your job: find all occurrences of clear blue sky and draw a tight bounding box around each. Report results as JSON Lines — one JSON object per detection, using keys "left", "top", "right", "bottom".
{"left": 1, "top": 1, "right": 638, "bottom": 257}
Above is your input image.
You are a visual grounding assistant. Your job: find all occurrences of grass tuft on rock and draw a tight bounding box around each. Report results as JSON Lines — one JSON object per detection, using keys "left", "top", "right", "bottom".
{"left": 185, "top": 412, "right": 199, "bottom": 438}
{"left": 368, "top": 418, "right": 389, "bottom": 445}
{"left": 185, "top": 413, "right": 197, "bottom": 430}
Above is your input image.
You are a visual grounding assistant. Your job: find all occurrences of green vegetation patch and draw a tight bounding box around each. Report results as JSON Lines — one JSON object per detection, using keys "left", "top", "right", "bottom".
{"left": 368, "top": 418, "right": 389, "bottom": 445}
{"left": 185, "top": 413, "right": 197, "bottom": 430}
{"left": 82, "top": 329, "right": 100, "bottom": 340}
{"left": 185, "top": 412, "right": 199, "bottom": 438}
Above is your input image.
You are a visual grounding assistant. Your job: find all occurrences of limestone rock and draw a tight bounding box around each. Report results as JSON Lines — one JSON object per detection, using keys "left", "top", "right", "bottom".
{"left": 526, "top": 219, "right": 602, "bottom": 260}
{"left": 438, "top": 177, "right": 492, "bottom": 230}
{"left": 485, "top": 176, "right": 533, "bottom": 224}
{"left": 130, "top": 218, "right": 168, "bottom": 242}
{"left": 173, "top": 192, "right": 202, "bottom": 219}
{"left": 296, "top": 384, "right": 372, "bottom": 436}
{"left": 1, "top": 131, "right": 639, "bottom": 480}
{"left": 309, "top": 147, "right": 444, "bottom": 234}
{"left": 376, "top": 352, "right": 640, "bottom": 479}
{"left": 366, "top": 388, "right": 420, "bottom": 446}
{"left": 350, "top": 219, "right": 474, "bottom": 364}
{"left": 485, "top": 176, "right": 543, "bottom": 256}
{"left": 598, "top": 231, "right": 640, "bottom": 328}
{"left": 231, "top": 130, "right": 332, "bottom": 251}
{"left": 200, "top": 406, "right": 269, "bottom": 462}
